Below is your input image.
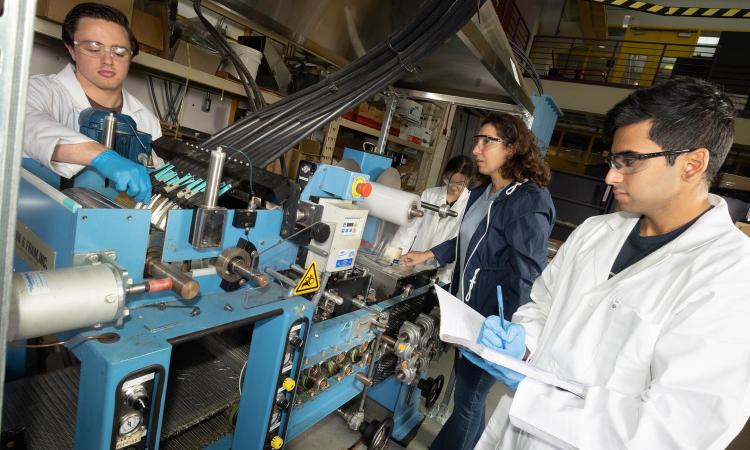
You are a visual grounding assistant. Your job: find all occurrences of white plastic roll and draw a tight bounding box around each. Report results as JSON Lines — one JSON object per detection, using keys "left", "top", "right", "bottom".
{"left": 360, "top": 182, "right": 420, "bottom": 226}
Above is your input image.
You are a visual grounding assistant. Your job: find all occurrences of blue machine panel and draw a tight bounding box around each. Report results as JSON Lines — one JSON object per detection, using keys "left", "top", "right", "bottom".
{"left": 299, "top": 164, "right": 370, "bottom": 202}
{"left": 161, "top": 209, "right": 297, "bottom": 272}
{"left": 342, "top": 148, "right": 393, "bottom": 181}
{"left": 531, "top": 94, "right": 563, "bottom": 156}
{"left": 70, "top": 285, "right": 312, "bottom": 450}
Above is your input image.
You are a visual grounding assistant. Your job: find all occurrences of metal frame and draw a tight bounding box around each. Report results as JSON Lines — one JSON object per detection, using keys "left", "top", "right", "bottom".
{"left": 394, "top": 88, "right": 529, "bottom": 189}
{"left": 0, "top": 0, "right": 38, "bottom": 419}
{"left": 456, "top": 1, "right": 535, "bottom": 114}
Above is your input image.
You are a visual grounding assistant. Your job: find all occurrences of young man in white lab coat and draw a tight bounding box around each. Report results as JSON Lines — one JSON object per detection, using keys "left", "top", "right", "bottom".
{"left": 23, "top": 2, "right": 160, "bottom": 203}
{"left": 463, "top": 78, "right": 750, "bottom": 449}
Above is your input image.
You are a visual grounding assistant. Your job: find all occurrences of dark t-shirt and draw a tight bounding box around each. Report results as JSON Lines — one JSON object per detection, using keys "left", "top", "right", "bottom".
{"left": 87, "top": 95, "right": 122, "bottom": 113}
{"left": 609, "top": 208, "right": 712, "bottom": 278}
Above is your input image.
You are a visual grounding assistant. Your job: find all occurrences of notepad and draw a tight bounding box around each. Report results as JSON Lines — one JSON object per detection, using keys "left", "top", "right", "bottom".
{"left": 435, "top": 285, "right": 587, "bottom": 398}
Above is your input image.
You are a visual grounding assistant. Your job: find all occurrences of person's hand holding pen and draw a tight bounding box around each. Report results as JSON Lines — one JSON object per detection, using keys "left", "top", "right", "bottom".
{"left": 461, "top": 286, "right": 528, "bottom": 389}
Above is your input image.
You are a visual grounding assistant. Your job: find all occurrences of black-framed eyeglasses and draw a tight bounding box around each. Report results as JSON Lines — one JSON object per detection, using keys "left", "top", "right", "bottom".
{"left": 606, "top": 148, "right": 699, "bottom": 174}
{"left": 472, "top": 134, "right": 505, "bottom": 149}
{"left": 73, "top": 40, "right": 132, "bottom": 59}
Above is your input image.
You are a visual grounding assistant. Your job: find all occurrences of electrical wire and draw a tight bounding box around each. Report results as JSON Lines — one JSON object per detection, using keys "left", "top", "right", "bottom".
{"left": 238, "top": 360, "right": 247, "bottom": 394}
{"left": 10, "top": 334, "right": 111, "bottom": 348}
{"left": 510, "top": 40, "right": 544, "bottom": 95}
{"left": 193, "top": 0, "right": 265, "bottom": 112}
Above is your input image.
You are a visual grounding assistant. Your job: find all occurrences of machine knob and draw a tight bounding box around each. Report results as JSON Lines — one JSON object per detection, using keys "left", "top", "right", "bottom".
{"left": 355, "top": 181, "right": 373, "bottom": 197}
{"left": 270, "top": 435, "right": 284, "bottom": 449}
{"left": 282, "top": 377, "right": 296, "bottom": 392}
{"left": 311, "top": 223, "right": 331, "bottom": 243}
{"left": 289, "top": 335, "right": 303, "bottom": 348}
{"left": 276, "top": 397, "right": 291, "bottom": 410}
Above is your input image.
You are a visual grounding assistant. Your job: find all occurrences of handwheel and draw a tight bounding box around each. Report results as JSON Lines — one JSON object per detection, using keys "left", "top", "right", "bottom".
{"left": 418, "top": 374, "right": 445, "bottom": 409}
{"left": 359, "top": 417, "right": 394, "bottom": 450}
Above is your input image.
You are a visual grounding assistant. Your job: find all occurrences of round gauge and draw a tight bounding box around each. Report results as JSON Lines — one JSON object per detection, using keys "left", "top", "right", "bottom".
{"left": 119, "top": 411, "right": 143, "bottom": 436}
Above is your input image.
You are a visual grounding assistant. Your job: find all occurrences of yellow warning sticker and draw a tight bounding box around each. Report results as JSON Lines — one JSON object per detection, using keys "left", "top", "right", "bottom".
{"left": 293, "top": 261, "right": 320, "bottom": 296}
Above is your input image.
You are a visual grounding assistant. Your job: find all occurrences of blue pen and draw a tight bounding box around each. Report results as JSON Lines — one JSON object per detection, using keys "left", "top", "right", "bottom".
{"left": 496, "top": 285, "right": 507, "bottom": 349}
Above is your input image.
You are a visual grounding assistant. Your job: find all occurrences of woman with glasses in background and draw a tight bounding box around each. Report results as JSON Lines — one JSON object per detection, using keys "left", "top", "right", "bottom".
{"left": 390, "top": 155, "right": 475, "bottom": 285}
{"left": 402, "top": 113, "right": 555, "bottom": 450}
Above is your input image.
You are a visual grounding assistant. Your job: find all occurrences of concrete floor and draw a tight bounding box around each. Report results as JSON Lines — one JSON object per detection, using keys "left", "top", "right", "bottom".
{"left": 287, "top": 348, "right": 510, "bottom": 450}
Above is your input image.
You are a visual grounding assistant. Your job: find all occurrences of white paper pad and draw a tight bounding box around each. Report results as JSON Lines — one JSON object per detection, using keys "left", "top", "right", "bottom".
{"left": 435, "top": 285, "right": 587, "bottom": 398}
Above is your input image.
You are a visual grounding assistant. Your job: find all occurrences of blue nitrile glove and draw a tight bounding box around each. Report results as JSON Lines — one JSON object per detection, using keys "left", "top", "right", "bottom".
{"left": 461, "top": 286, "right": 528, "bottom": 389}
{"left": 91, "top": 150, "right": 152, "bottom": 203}
{"left": 460, "top": 348, "right": 525, "bottom": 390}
{"left": 478, "top": 316, "right": 526, "bottom": 359}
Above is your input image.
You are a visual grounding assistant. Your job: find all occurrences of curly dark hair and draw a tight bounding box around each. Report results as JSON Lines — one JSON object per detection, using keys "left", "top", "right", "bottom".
{"left": 481, "top": 113, "right": 551, "bottom": 188}
{"left": 62, "top": 3, "right": 139, "bottom": 60}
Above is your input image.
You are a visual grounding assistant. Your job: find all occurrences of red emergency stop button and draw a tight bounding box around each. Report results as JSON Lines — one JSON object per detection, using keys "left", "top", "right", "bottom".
{"left": 356, "top": 182, "right": 373, "bottom": 197}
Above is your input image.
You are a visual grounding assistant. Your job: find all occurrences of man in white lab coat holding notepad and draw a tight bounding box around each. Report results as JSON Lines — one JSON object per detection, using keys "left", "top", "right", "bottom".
{"left": 461, "top": 78, "right": 750, "bottom": 450}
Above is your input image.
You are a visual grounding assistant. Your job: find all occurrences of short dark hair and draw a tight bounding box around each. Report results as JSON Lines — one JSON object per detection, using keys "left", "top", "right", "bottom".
{"left": 481, "top": 113, "right": 551, "bottom": 188}
{"left": 442, "top": 155, "right": 475, "bottom": 181}
{"left": 603, "top": 77, "right": 735, "bottom": 183}
{"left": 62, "top": 2, "right": 139, "bottom": 58}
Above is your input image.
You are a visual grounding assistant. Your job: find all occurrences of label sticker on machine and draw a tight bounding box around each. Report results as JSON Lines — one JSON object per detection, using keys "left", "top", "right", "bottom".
{"left": 22, "top": 272, "right": 49, "bottom": 295}
{"left": 293, "top": 261, "right": 320, "bottom": 295}
{"left": 339, "top": 218, "right": 363, "bottom": 236}
{"left": 15, "top": 220, "right": 56, "bottom": 270}
{"left": 335, "top": 249, "right": 355, "bottom": 268}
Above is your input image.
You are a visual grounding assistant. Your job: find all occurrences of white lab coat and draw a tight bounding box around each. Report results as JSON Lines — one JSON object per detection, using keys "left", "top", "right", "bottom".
{"left": 476, "top": 194, "right": 750, "bottom": 450}
{"left": 391, "top": 185, "right": 470, "bottom": 283}
{"left": 23, "top": 64, "right": 162, "bottom": 178}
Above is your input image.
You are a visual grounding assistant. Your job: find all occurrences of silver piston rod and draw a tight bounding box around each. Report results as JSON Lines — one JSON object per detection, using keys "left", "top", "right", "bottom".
{"left": 204, "top": 146, "right": 227, "bottom": 208}
{"left": 420, "top": 201, "right": 458, "bottom": 218}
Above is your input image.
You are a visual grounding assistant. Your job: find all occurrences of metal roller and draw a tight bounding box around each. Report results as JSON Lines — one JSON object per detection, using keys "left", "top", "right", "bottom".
{"left": 8, "top": 264, "right": 127, "bottom": 341}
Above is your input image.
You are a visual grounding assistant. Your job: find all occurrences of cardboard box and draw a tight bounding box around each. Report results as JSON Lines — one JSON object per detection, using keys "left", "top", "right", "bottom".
{"left": 299, "top": 139, "right": 322, "bottom": 156}
{"left": 131, "top": 9, "right": 164, "bottom": 52}
{"left": 37, "top": 0, "right": 133, "bottom": 24}
{"left": 171, "top": 40, "right": 222, "bottom": 75}
{"left": 737, "top": 221, "right": 750, "bottom": 238}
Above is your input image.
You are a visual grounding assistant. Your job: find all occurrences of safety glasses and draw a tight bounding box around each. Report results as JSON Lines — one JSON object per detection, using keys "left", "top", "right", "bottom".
{"left": 472, "top": 134, "right": 505, "bottom": 149}
{"left": 442, "top": 177, "right": 467, "bottom": 188}
{"left": 606, "top": 148, "right": 699, "bottom": 174}
{"left": 74, "top": 40, "right": 132, "bottom": 60}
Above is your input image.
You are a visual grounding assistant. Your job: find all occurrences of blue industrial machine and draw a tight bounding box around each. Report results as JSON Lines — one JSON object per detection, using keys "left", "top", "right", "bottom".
{"left": 3, "top": 111, "right": 447, "bottom": 450}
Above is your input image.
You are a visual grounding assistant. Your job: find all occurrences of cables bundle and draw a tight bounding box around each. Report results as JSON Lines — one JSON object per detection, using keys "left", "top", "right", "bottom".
{"left": 201, "top": 0, "right": 484, "bottom": 168}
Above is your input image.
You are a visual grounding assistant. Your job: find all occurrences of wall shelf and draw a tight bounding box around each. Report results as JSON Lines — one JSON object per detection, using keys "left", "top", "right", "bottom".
{"left": 337, "top": 118, "right": 434, "bottom": 154}
{"left": 33, "top": 17, "right": 281, "bottom": 104}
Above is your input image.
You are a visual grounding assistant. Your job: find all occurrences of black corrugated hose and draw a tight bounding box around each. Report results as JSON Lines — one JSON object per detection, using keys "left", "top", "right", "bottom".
{"left": 201, "top": 0, "right": 485, "bottom": 167}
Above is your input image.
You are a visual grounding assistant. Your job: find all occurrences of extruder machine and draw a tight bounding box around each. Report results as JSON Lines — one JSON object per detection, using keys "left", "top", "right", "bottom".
{"left": 3, "top": 111, "right": 448, "bottom": 450}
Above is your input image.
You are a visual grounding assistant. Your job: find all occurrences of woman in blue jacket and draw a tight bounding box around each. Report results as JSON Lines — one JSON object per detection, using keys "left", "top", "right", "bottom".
{"left": 402, "top": 113, "right": 555, "bottom": 450}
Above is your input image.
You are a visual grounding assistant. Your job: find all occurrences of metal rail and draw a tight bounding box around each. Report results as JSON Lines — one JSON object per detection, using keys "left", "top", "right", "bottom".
{"left": 0, "top": 0, "right": 39, "bottom": 424}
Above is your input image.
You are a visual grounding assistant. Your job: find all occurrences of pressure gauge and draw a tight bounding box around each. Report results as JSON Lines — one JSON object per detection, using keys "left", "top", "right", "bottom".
{"left": 119, "top": 411, "right": 143, "bottom": 436}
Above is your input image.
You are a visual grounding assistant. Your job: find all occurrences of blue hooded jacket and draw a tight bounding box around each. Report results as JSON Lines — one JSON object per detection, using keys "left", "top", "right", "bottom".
{"left": 431, "top": 181, "right": 555, "bottom": 320}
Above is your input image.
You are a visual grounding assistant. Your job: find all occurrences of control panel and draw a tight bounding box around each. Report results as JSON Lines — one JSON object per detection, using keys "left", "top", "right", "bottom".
{"left": 111, "top": 366, "right": 165, "bottom": 449}
{"left": 306, "top": 199, "right": 368, "bottom": 272}
{"left": 265, "top": 319, "right": 308, "bottom": 449}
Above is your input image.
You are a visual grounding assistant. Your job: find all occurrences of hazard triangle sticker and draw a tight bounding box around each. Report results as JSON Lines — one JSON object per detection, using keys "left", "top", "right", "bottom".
{"left": 293, "top": 261, "right": 320, "bottom": 296}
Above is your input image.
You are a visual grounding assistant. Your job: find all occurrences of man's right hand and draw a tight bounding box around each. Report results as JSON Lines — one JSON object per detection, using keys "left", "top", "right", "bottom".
{"left": 400, "top": 250, "right": 433, "bottom": 267}
{"left": 90, "top": 150, "right": 152, "bottom": 203}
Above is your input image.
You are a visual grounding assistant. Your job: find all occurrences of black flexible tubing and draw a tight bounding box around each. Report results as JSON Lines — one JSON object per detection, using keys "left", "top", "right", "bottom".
{"left": 193, "top": 0, "right": 261, "bottom": 111}
{"left": 204, "top": 0, "right": 452, "bottom": 145}
{"left": 206, "top": 0, "right": 480, "bottom": 164}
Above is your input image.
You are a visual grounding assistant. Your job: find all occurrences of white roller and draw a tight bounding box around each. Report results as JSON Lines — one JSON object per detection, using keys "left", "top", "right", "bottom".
{"left": 360, "top": 182, "right": 421, "bottom": 226}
